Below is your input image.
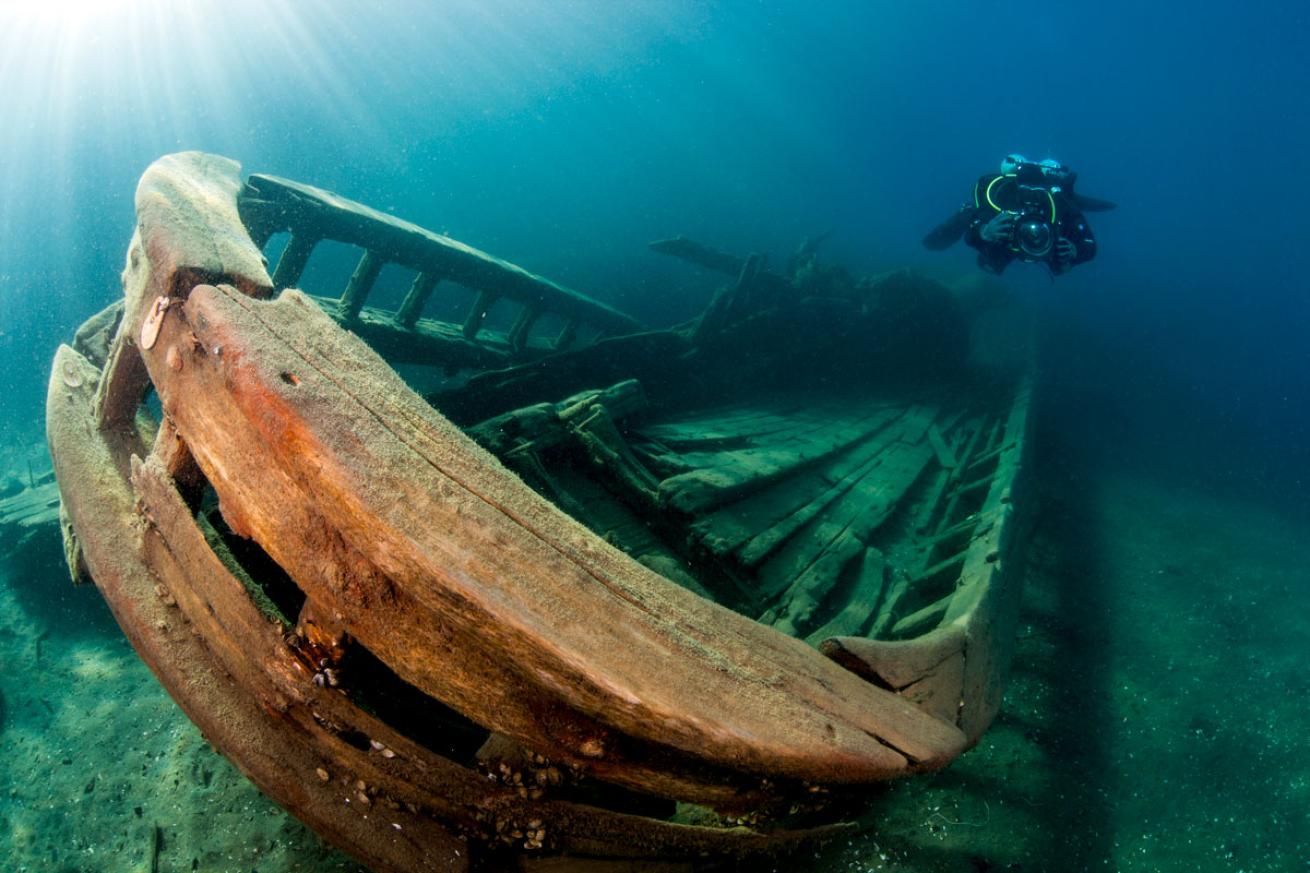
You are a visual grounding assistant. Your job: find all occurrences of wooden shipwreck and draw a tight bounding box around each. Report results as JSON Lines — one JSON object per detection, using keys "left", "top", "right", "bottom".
{"left": 46, "top": 152, "right": 1032, "bottom": 872}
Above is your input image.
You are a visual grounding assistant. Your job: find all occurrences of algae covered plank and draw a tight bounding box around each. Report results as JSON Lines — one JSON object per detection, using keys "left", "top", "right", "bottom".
{"left": 804, "top": 547, "right": 887, "bottom": 645}
{"left": 657, "top": 402, "right": 898, "bottom": 514}
{"left": 688, "top": 411, "right": 906, "bottom": 560}
{"left": 756, "top": 438, "right": 934, "bottom": 623}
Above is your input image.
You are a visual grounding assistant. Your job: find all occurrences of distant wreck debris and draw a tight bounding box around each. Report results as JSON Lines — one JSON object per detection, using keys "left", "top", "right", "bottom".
{"left": 44, "top": 152, "right": 1032, "bottom": 872}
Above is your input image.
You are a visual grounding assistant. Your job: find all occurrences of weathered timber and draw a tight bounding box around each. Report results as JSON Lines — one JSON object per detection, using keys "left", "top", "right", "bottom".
{"left": 692, "top": 253, "right": 763, "bottom": 344}
{"left": 648, "top": 236, "right": 746, "bottom": 276}
{"left": 48, "top": 151, "right": 1037, "bottom": 869}
{"left": 71, "top": 300, "right": 123, "bottom": 368}
{"left": 240, "top": 173, "right": 640, "bottom": 339}
{"left": 821, "top": 627, "right": 968, "bottom": 724}
{"left": 735, "top": 408, "right": 926, "bottom": 568}
{"left": 803, "top": 547, "right": 887, "bottom": 645}
{"left": 754, "top": 437, "right": 935, "bottom": 603}
{"left": 688, "top": 409, "right": 906, "bottom": 560}
{"left": 271, "top": 232, "right": 316, "bottom": 289}
{"left": 658, "top": 401, "right": 902, "bottom": 516}
{"left": 339, "top": 249, "right": 385, "bottom": 322}
{"left": 139, "top": 282, "right": 966, "bottom": 800}
{"left": 394, "top": 272, "right": 441, "bottom": 329}
{"left": 0, "top": 480, "right": 60, "bottom": 530}
{"left": 333, "top": 298, "right": 514, "bottom": 369}
{"left": 757, "top": 438, "right": 934, "bottom": 630}
{"left": 926, "top": 425, "right": 957, "bottom": 470}
{"left": 49, "top": 346, "right": 472, "bottom": 873}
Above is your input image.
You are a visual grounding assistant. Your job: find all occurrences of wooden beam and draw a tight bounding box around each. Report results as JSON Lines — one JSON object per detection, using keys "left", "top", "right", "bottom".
{"left": 649, "top": 237, "right": 745, "bottom": 276}
{"left": 271, "top": 233, "right": 316, "bottom": 291}
{"left": 338, "top": 250, "right": 384, "bottom": 322}
{"left": 241, "top": 173, "right": 641, "bottom": 337}
{"left": 394, "top": 272, "right": 441, "bottom": 329}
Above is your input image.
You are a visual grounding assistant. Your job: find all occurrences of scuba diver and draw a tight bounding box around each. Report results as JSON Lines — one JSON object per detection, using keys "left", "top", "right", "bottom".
{"left": 923, "top": 154, "right": 1115, "bottom": 276}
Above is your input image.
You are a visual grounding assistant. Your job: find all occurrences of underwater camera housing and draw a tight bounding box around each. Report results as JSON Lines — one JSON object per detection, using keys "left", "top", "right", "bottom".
{"left": 1008, "top": 163, "right": 1063, "bottom": 260}
{"left": 1012, "top": 215, "right": 1054, "bottom": 260}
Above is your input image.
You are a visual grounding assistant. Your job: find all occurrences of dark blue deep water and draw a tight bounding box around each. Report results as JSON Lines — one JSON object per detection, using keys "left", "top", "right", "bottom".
{"left": 1, "top": 2, "right": 1307, "bottom": 870}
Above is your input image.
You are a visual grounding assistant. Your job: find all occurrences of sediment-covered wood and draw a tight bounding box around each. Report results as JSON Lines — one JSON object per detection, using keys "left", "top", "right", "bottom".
{"left": 136, "top": 281, "right": 966, "bottom": 804}
{"left": 48, "top": 346, "right": 471, "bottom": 873}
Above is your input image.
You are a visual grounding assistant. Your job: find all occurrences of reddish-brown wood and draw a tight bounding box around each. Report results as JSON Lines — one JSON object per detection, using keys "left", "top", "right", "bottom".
{"left": 45, "top": 151, "right": 1035, "bottom": 870}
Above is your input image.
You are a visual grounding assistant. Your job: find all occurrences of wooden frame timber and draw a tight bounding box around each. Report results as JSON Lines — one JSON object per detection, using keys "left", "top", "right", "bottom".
{"left": 46, "top": 152, "right": 1033, "bottom": 872}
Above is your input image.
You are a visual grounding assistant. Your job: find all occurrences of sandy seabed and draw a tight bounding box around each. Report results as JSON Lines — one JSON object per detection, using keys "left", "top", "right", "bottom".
{"left": 1, "top": 425, "right": 1306, "bottom": 872}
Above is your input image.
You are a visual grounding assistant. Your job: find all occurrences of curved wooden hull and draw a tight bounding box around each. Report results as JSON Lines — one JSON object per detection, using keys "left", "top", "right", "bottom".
{"left": 47, "top": 152, "right": 1032, "bottom": 871}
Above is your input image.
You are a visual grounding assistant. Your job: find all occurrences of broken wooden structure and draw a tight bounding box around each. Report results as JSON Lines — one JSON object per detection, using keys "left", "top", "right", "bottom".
{"left": 45, "top": 152, "right": 1033, "bottom": 872}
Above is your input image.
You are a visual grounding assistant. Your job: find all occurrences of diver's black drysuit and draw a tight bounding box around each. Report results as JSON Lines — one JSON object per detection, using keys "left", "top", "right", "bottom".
{"left": 924, "top": 170, "right": 1098, "bottom": 276}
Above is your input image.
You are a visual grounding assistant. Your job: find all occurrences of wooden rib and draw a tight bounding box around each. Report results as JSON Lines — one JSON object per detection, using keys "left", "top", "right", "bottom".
{"left": 758, "top": 439, "right": 934, "bottom": 633}
{"left": 49, "top": 346, "right": 472, "bottom": 873}
{"left": 926, "top": 425, "right": 957, "bottom": 469}
{"left": 931, "top": 416, "right": 990, "bottom": 537}
{"left": 462, "top": 289, "right": 498, "bottom": 339}
{"left": 338, "top": 250, "right": 384, "bottom": 322}
{"left": 869, "top": 572, "right": 910, "bottom": 640}
{"left": 803, "top": 547, "right": 886, "bottom": 645}
{"left": 507, "top": 306, "right": 541, "bottom": 353}
{"left": 554, "top": 317, "right": 580, "bottom": 352}
{"left": 754, "top": 437, "right": 935, "bottom": 605}
{"left": 890, "top": 590, "right": 956, "bottom": 638}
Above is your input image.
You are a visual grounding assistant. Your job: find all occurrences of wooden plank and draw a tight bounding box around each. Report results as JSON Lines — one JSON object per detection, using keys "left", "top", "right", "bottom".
{"left": 890, "top": 590, "right": 956, "bottom": 638}
{"left": 926, "top": 425, "right": 957, "bottom": 469}
{"left": 761, "top": 530, "right": 864, "bottom": 636}
{"left": 730, "top": 409, "right": 911, "bottom": 566}
{"left": 757, "top": 440, "right": 934, "bottom": 630}
{"left": 138, "top": 282, "right": 968, "bottom": 799}
{"left": 804, "top": 547, "right": 887, "bottom": 645}
{"left": 0, "top": 483, "right": 60, "bottom": 530}
{"left": 753, "top": 437, "right": 934, "bottom": 602}
{"left": 658, "top": 403, "right": 899, "bottom": 515}
{"left": 640, "top": 409, "right": 809, "bottom": 450}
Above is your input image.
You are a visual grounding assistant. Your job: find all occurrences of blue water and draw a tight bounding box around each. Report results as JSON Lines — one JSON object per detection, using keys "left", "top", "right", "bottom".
{"left": 1, "top": 1, "right": 1307, "bottom": 868}
{"left": 3, "top": 0, "right": 1306, "bottom": 490}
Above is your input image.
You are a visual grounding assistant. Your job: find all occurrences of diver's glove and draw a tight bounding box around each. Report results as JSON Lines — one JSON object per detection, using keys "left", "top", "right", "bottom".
{"left": 1055, "top": 237, "right": 1077, "bottom": 264}
{"left": 979, "top": 212, "right": 1016, "bottom": 244}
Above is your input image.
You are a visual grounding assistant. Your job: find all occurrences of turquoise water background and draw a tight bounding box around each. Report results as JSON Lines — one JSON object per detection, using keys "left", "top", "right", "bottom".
{"left": 1, "top": 2, "right": 1308, "bottom": 870}
{"left": 1, "top": 0, "right": 1306, "bottom": 504}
